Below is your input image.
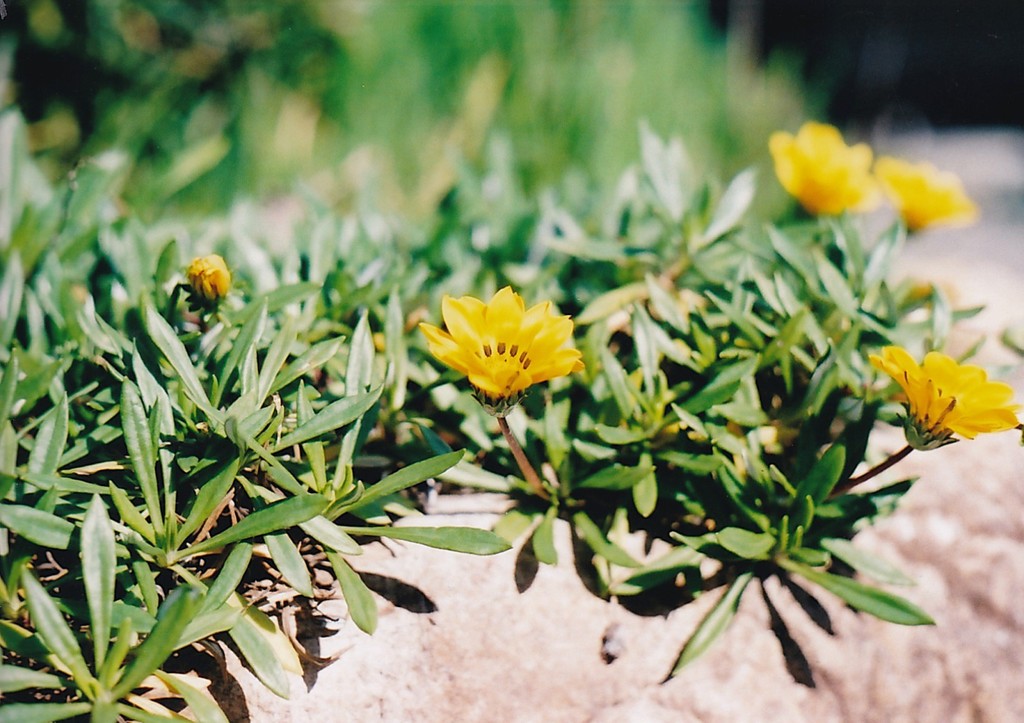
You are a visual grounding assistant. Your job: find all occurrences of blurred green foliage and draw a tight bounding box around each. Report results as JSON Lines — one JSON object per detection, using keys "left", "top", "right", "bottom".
{"left": 2, "top": 0, "right": 812, "bottom": 215}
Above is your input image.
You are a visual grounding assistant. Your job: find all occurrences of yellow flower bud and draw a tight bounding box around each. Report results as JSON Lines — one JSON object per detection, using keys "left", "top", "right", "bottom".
{"left": 186, "top": 255, "right": 231, "bottom": 303}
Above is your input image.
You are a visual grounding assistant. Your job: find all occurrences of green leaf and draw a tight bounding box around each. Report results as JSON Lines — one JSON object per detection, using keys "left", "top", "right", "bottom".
{"left": 681, "top": 356, "right": 759, "bottom": 414}
{"left": 572, "top": 512, "right": 640, "bottom": 568}
{"left": 611, "top": 545, "right": 702, "bottom": 596}
{"left": 492, "top": 509, "right": 534, "bottom": 544}
{"left": 0, "top": 252, "right": 25, "bottom": 352}
{"left": 778, "top": 558, "right": 933, "bottom": 625}
{"left": 0, "top": 702, "right": 94, "bottom": 723}
{"left": 255, "top": 315, "right": 298, "bottom": 407}
{"left": 120, "top": 382, "right": 164, "bottom": 538}
{"left": 21, "top": 572, "right": 95, "bottom": 689}
{"left": 599, "top": 345, "right": 638, "bottom": 419}
{"left": 327, "top": 552, "right": 377, "bottom": 634}
{"left": 179, "top": 494, "right": 327, "bottom": 560}
{"left": 153, "top": 670, "right": 229, "bottom": 723}
{"left": 577, "top": 282, "right": 648, "bottom": 326}
{"left": 702, "top": 167, "right": 756, "bottom": 244}
{"left": 576, "top": 462, "right": 655, "bottom": 491}
{"left": 272, "top": 388, "right": 382, "bottom": 452}
{"left": 82, "top": 495, "right": 116, "bottom": 669}
{"left": 0, "top": 354, "right": 18, "bottom": 431}
{"left": 594, "top": 424, "right": 648, "bottom": 445}
{"left": 213, "top": 300, "right": 267, "bottom": 406}
{"left": 269, "top": 337, "right": 344, "bottom": 397}
{"left": 0, "top": 664, "right": 64, "bottom": 693}
{"left": 200, "top": 543, "right": 253, "bottom": 614}
{"left": 345, "top": 449, "right": 462, "bottom": 512}
{"left": 144, "top": 302, "right": 217, "bottom": 419}
{"left": 531, "top": 509, "right": 558, "bottom": 565}
{"left": 111, "top": 586, "right": 202, "bottom": 699}
{"left": 108, "top": 483, "right": 156, "bottom": 545}
{"left": 820, "top": 538, "right": 914, "bottom": 586}
{"left": 299, "top": 515, "right": 362, "bottom": 555}
{"left": 645, "top": 275, "right": 690, "bottom": 333}
{"left": 0, "top": 504, "right": 73, "bottom": 549}
{"left": 793, "top": 443, "right": 846, "bottom": 505}
{"left": 666, "top": 571, "right": 753, "bottom": 677}
{"left": 384, "top": 289, "right": 408, "bottom": 410}
{"left": 228, "top": 605, "right": 293, "bottom": 698}
{"left": 632, "top": 465, "right": 658, "bottom": 518}
{"left": 27, "top": 393, "right": 68, "bottom": 476}
{"left": 340, "top": 525, "right": 512, "bottom": 555}
{"left": 715, "top": 527, "right": 775, "bottom": 560}
{"left": 265, "top": 533, "right": 313, "bottom": 598}
{"left": 176, "top": 458, "right": 242, "bottom": 545}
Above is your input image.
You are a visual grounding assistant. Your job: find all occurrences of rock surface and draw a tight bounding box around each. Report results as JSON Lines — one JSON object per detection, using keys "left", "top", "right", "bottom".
{"left": 221, "top": 131, "right": 1024, "bottom": 722}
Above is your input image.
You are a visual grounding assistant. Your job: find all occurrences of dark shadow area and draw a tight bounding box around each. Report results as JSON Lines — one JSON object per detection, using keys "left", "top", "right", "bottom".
{"left": 779, "top": 573, "right": 836, "bottom": 637}
{"left": 359, "top": 572, "right": 438, "bottom": 614}
{"left": 761, "top": 579, "right": 816, "bottom": 688}
{"left": 514, "top": 537, "right": 541, "bottom": 593}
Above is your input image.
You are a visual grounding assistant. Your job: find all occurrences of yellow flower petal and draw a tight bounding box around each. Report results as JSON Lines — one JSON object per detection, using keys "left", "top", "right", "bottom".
{"left": 421, "top": 286, "right": 584, "bottom": 414}
{"left": 186, "top": 254, "right": 231, "bottom": 302}
{"left": 875, "top": 156, "right": 978, "bottom": 232}
{"left": 770, "top": 121, "right": 880, "bottom": 216}
{"left": 871, "top": 345, "right": 1020, "bottom": 448}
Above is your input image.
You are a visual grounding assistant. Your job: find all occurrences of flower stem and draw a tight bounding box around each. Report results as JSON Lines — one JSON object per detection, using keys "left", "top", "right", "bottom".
{"left": 831, "top": 444, "right": 913, "bottom": 496}
{"left": 497, "top": 416, "right": 549, "bottom": 500}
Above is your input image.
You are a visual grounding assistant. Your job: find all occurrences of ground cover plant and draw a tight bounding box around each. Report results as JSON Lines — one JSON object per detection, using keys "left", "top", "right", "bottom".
{"left": 3, "top": 98, "right": 1020, "bottom": 718}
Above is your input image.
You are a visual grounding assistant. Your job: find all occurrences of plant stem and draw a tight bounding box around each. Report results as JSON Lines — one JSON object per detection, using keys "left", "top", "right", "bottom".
{"left": 497, "top": 416, "right": 549, "bottom": 500}
{"left": 832, "top": 444, "right": 913, "bottom": 496}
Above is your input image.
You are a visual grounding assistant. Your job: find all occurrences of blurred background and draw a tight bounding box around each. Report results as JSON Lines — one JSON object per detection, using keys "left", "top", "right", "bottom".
{"left": 1, "top": 0, "right": 1022, "bottom": 224}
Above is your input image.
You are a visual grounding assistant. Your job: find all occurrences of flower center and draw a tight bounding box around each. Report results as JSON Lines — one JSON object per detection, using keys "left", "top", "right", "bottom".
{"left": 479, "top": 340, "right": 533, "bottom": 395}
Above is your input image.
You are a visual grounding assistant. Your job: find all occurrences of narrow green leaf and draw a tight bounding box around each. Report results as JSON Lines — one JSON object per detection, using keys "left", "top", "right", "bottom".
{"left": 82, "top": 495, "right": 115, "bottom": 669}
{"left": 346, "top": 449, "right": 462, "bottom": 512}
{"left": 327, "top": 552, "right": 377, "bottom": 634}
{"left": 299, "top": 515, "right": 362, "bottom": 555}
{"left": 576, "top": 463, "right": 655, "bottom": 491}
{"left": 667, "top": 571, "right": 753, "bottom": 677}
{"left": 0, "top": 252, "right": 25, "bottom": 352}
{"left": 532, "top": 510, "right": 558, "bottom": 565}
{"left": 255, "top": 315, "right": 298, "bottom": 407}
{"left": 177, "top": 607, "right": 242, "bottom": 649}
{"left": 111, "top": 587, "right": 202, "bottom": 699}
{"left": 0, "top": 354, "right": 18, "bottom": 431}
{"left": 572, "top": 512, "right": 641, "bottom": 568}
{"left": 27, "top": 394, "right": 68, "bottom": 475}
{"left": 814, "top": 249, "right": 860, "bottom": 316}
{"left": 108, "top": 483, "right": 156, "bottom": 545}
{"left": 599, "top": 345, "right": 638, "bottom": 419}
{"left": 271, "top": 388, "right": 382, "bottom": 452}
{"left": 632, "top": 466, "right": 658, "bottom": 518}
{"left": 611, "top": 546, "right": 702, "bottom": 596}
{"left": 492, "top": 509, "right": 534, "bottom": 544}
{"left": 269, "top": 337, "right": 344, "bottom": 397}
{"left": 715, "top": 527, "right": 775, "bottom": 560}
{"left": 778, "top": 558, "right": 933, "bottom": 625}
{"left": 227, "top": 606, "right": 292, "bottom": 699}
{"left": 340, "top": 525, "right": 512, "bottom": 556}
{"left": 154, "top": 670, "right": 229, "bottom": 723}
{"left": 644, "top": 275, "right": 690, "bottom": 333}
{"left": 794, "top": 443, "right": 846, "bottom": 505}
{"left": 21, "top": 573, "right": 95, "bottom": 688}
{"left": 0, "top": 702, "right": 94, "bottom": 723}
{"left": 200, "top": 543, "right": 253, "bottom": 614}
{"left": 682, "top": 356, "right": 759, "bottom": 415}
{"left": 120, "top": 382, "right": 164, "bottom": 539}
{"left": 820, "top": 538, "right": 914, "bottom": 586}
{"left": 384, "top": 289, "right": 408, "bottom": 410}
{"left": 702, "top": 167, "right": 756, "bottom": 244}
{"left": 0, "top": 664, "right": 64, "bottom": 693}
{"left": 179, "top": 494, "right": 327, "bottom": 560}
{"left": 576, "top": 282, "right": 648, "bottom": 326}
{"left": 176, "top": 458, "right": 241, "bottom": 546}
{"left": 144, "top": 302, "right": 217, "bottom": 419}
{"left": 214, "top": 300, "right": 267, "bottom": 406}
{"left": 265, "top": 533, "right": 313, "bottom": 598}
{"left": 0, "top": 504, "right": 73, "bottom": 549}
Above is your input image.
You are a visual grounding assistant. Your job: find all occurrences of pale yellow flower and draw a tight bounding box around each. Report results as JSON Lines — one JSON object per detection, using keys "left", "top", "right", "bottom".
{"left": 186, "top": 255, "right": 231, "bottom": 303}
{"left": 870, "top": 346, "right": 1020, "bottom": 450}
{"left": 420, "top": 287, "right": 584, "bottom": 415}
{"left": 875, "top": 156, "right": 978, "bottom": 232}
{"left": 769, "top": 121, "right": 880, "bottom": 216}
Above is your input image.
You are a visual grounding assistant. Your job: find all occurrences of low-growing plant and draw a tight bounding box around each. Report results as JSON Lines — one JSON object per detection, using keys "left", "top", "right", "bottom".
{"left": 1, "top": 106, "right": 1020, "bottom": 721}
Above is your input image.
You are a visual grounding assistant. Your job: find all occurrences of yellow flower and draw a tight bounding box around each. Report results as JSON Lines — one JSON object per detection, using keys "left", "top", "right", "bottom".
{"left": 870, "top": 346, "right": 1020, "bottom": 450}
{"left": 769, "top": 121, "right": 880, "bottom": 216}
{"left": 186, "top": 254, "right": 231, "bottom": 303}
{"left": 875, "top": 156, "right": 978, "bottom": 232}
{"left": 419, "top": 286, "right": 584, "bottom": 415}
